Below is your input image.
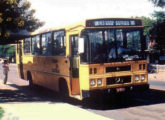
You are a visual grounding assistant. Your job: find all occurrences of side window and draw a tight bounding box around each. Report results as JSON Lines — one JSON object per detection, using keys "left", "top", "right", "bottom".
{"left": 41, "top": 32, "right": 52, "bottom": 56}
{"left": 32, "top": 35, "right": 41, "bottom": 55}
{"left": 24, "top": 38, "right": 31, "bottom": 54}
{"left": 53, "top": 31, "right": 66, "bottom": 56}
{"left": 32, "top": 36, "right": 36, "bottom": 54}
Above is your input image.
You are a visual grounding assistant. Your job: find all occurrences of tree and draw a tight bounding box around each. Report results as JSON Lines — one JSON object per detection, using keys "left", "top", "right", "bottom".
{"left": 150, "top": 0, "right": 165, "bottom": 8}
{"left": 149, "top": 0, "right": 165, "bottom": 54}
{"left": 139, "top": 16, "right": 156, "bottom": 36}
{"left": 0, "top": 0, "right": 44, "bottom": 43}
{"left": 0, "top": 44, "right": 15, "bottom": 58}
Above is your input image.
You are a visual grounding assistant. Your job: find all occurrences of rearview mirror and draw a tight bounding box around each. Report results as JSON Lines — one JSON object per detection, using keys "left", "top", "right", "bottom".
{"left": 78, "top": 38, "right": 84, "bottom": 54}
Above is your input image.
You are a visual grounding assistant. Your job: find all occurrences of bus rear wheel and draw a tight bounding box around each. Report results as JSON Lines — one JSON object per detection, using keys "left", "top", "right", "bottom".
{"left": 27, "top": 72, "right": 33, "bottom": 87}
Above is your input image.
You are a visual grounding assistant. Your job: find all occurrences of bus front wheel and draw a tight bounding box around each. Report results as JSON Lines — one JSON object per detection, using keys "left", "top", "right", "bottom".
{"left": 59, "top": 79, "right": 69, "bottom": 98}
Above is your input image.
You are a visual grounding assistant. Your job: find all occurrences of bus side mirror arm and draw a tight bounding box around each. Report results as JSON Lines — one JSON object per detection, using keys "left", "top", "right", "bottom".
{"left": 78, "top": 38, "right": 84, "bottom": 54}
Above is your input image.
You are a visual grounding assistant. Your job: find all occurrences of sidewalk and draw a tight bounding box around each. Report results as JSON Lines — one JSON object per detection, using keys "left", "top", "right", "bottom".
{"left": 1, "top": 103, "right": 113, "bottom": 120}
{"left": 148, "top": 72, "right": 165, "bottom": 90}
{"left": 148, "top": 72, "right": 165, "bottom": 82}
{"left": 0, "top": 81, "right": 113, "bottom": 120}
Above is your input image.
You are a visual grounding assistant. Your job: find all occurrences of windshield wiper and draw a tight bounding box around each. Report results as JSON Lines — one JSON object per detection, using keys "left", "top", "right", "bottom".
{"left": 122, "top": 54, "right": 139, "bottom": 61}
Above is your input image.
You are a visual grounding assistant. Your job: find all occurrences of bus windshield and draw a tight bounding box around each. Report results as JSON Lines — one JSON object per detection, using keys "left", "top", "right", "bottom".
{"left": 80, "top": 29, "right": 145, "bottom": 64}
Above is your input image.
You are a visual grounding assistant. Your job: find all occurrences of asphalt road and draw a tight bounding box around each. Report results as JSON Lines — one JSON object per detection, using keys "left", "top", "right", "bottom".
{"left": 149, "top": 80, "right": 165, "bottom": 90}
{"left": 0, "top": 64, "right": 165, "bottom": 120}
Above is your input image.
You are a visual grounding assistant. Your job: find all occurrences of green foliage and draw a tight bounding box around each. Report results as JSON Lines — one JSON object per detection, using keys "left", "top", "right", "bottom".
{"left": 0, "top": 107, "right": 4, "bottom": 119}
{"left": 148, "top": 0, "right": 165, "bottom": 53}
{"left": 140, "top": 16, "right": 156, "bottom": 35}
{"left": 152, "top": 11, "right": 165, "bottom": 21}
{"left": 0, "top": 44, "right": 15, "bottom": 58}
{"left": 150, "top": 18, "right": 165, "bottom": 52}
{"left": 0, "top": 0, "right": 44, "bottom": 41}
{"left": 150, "top": 0, "right": 165, "bottom": 8}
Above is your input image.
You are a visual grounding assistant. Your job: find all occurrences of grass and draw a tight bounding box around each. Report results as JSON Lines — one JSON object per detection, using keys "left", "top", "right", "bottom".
{"left": 0, "top": 107, "right": 4, "bottom": 119}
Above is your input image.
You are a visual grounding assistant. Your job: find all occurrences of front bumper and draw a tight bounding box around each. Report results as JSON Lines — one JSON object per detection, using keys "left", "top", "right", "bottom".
{"left": 82, "top": 84, "right": 149, "bottom": 99}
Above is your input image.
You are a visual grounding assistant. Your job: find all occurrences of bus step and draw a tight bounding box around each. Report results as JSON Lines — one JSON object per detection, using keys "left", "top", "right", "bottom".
{"left": 72, "top": 95, "right": 81, "bottom": 100}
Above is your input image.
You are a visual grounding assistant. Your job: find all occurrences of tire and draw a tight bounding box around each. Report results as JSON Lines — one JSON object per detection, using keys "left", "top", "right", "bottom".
{"left": 59, "top": 79, "right": 69, "bottom": 98}
{"left": 27, "top": 72, "right": 33, "bottom": 87}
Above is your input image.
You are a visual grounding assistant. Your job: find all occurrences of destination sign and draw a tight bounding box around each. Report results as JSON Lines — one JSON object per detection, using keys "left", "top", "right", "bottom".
{"left": 86, "top": 19, "right": 142, "bottom": 27}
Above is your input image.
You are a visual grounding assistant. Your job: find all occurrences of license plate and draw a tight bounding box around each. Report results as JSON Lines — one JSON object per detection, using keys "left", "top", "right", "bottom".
{"left": 116, "top": 88, "right": 125, "bottom": 92}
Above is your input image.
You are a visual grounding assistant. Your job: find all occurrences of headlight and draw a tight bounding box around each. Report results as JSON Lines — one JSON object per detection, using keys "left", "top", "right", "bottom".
{"left": 97, "top": 79, "right": 102, "bottom": 85}
{"left": 141, "top": 75, "right": 145, "bottom": 81}
{"left": 90, "top": 80, "right": 96, "bottom": 86}
{"left": 135, "top": 76, "right": 139, "bottom": 81}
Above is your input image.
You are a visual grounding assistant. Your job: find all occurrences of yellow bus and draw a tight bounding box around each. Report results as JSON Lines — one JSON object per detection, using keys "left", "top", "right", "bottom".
{"left": 16, "top": 18, "right": 149, "bottom": 100}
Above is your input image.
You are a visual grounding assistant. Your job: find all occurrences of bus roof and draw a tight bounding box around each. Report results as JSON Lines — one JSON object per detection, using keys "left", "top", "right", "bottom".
{"left": 31, "top": 17, "right": 143, "bottom": 36}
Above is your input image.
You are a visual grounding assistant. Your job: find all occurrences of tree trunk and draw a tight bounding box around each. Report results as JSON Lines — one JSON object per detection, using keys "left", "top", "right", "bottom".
{"left": 1, "top": 23, "right": 6, "bottom": 43}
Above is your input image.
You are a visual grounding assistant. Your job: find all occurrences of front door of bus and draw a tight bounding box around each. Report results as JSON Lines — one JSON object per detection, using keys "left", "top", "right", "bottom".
{"left": 18, "top": 43, "right": 24, "bottom": 79}
{"left": 70, "top": 35, "right": 80, "bottom": 95}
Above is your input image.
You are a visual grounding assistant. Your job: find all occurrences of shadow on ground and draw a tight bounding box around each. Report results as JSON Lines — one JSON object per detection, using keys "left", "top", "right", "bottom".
{"left": 0, "top": 84, "right": 62, "bottom": 103}
{"left": 78, "top": 89, "right": 165, "bottom": 110}
{"left": 0, "top": 84, "right": 165, "bottom": 111}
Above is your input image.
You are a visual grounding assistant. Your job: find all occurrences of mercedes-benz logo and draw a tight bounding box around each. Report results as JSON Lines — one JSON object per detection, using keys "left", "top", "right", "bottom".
{"left": 115, "top": 77, "right": 124, "bottom": 84}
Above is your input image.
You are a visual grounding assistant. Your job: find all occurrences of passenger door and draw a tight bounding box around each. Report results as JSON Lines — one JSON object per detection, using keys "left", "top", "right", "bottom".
{"left": 70, "top": 35, "right": 80, "bottom": 95}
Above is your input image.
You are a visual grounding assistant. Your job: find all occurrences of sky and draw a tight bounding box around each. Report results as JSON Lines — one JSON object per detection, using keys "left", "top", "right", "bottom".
{"left": 28, "top": 0, "right": 159, "bottom": 30}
